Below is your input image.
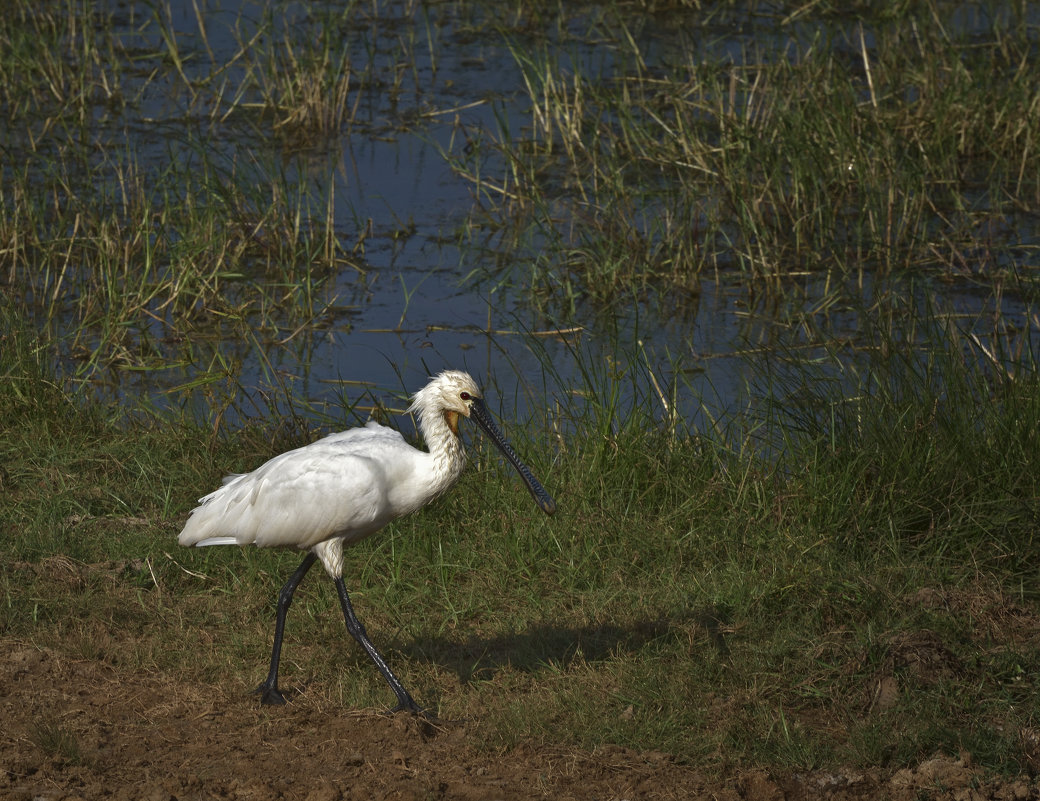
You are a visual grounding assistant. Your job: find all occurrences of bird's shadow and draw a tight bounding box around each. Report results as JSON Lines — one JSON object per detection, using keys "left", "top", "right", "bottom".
{"left": 396, "top": 605, "right": 732, "bottom": 685}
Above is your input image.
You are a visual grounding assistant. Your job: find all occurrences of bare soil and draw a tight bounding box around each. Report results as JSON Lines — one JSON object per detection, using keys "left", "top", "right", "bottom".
{"left": 2, "top": 641, "right": 1037, "bottom": 801}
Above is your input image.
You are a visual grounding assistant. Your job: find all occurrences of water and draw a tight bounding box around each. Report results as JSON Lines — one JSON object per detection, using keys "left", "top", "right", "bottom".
{"left": 6, "top": 0, "right": 1039, "bottom": 433}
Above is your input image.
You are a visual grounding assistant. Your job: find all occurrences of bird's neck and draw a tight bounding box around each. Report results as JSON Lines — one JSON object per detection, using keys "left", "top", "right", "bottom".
{"left": 421, "top": 410, "right": 467, "bottom": 486}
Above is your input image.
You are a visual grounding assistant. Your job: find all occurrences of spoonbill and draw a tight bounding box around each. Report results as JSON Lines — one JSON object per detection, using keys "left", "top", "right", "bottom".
{"left": 179, "top": 370, "right": 556, "bottom": 713}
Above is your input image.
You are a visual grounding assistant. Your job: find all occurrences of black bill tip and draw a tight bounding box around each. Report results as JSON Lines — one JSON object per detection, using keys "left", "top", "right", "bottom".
{"left": 536, "top": 492, "right": 557, "bottom": 516}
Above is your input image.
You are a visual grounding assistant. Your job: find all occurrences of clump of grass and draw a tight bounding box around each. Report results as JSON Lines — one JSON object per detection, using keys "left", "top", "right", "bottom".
{"left": 235, "top": 5, "right": 363, "bottom": 146}
{"left": 30, "top": 717, "right": 83, "bottom": 766}
{"left": 1, "top": 0, "right": 438, "bottom": 410}
{"left": 0, "top": 135, "right": 347, "bottom": 405}
{"left": 450, "top": 3, "right": 1040, "bottom": 309}
{"left": 0, "top": 0, "right": 131, "bottom": 122}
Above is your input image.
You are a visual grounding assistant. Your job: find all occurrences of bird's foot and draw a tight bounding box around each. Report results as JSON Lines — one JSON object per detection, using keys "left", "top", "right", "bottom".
{"left": 255, "top": 681, "right": 287, "bottom": 706}
{"left": 387, "top": 695, "right": 424, "bottom": 716}
{"left": 385, "top": 696, "right": 446, "bottom": 736}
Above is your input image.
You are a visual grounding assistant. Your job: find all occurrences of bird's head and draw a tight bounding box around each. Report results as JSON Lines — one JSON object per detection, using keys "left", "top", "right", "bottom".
{"left": 409, "top": 369, "right": 556, "bottom": 516}
{"left": 409, "top": 370, "right": 482, "bottom": 435}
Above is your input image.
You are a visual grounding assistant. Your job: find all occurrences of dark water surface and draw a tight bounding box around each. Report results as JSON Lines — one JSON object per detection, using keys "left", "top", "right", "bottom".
{"left": 9, "top": 0, "right": 1039, "bottom": 432}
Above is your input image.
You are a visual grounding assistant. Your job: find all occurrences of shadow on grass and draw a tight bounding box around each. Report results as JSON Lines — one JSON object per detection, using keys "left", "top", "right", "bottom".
{"left": 400, "top": 605, "right": 731, "bottom": 684}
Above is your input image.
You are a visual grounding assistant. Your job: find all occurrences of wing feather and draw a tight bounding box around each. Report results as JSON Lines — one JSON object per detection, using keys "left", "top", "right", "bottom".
{"left": 178, "top": 423, "right": 427, "bottom": 550}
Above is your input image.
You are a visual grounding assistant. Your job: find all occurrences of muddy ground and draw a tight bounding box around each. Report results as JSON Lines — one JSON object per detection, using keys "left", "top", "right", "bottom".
{"left": 1, "top": 642, "right": 1037, "bottom": 801}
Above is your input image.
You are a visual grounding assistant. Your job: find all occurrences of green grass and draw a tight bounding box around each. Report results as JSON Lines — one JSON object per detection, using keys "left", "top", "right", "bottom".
{"left": 29, "top": 717, "right": 85, "bottom": 767}
{"left": 3, "top": 0, "right": 1040, "bottom": 782}
{"left": 0, "top": 0, "right": 424, "bottom": 404}
{"left": 448, "top": 2, "right": 1040, "bottom": 309}
{"left": 4, "top": 296, "right": 1040, "bottom": 775}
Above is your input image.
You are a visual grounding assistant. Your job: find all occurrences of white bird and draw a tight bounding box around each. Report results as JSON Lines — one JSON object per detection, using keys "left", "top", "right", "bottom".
{"left": 179, "top": 370, "right": 556, "bottom": 713}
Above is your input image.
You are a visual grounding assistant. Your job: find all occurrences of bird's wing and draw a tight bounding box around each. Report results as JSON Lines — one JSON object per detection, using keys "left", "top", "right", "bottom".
{"left": 178, "top": 423, "right": 426, "bottom": 550}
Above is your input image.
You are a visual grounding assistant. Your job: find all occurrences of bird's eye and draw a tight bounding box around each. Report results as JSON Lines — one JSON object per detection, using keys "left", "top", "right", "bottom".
{"left": 460, "top": 391, "right": 471, "bottom": 401}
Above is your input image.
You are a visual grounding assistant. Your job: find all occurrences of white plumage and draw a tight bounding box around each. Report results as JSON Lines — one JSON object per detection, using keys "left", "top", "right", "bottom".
{"left": 179, "top": 370, "right": 555, "bottom": 712}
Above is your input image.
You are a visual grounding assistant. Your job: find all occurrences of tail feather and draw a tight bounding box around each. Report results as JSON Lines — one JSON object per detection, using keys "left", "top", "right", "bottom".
{"left": 192, "top": 536, "right": 240, "bottom": 547}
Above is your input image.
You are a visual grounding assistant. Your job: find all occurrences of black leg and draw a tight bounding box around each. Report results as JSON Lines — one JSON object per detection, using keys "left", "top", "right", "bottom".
{"left": 256, "top": 551, "right": 318, "bottom": 705}
{"left": 333, "top": 576, "right": 422, "bottom": 714}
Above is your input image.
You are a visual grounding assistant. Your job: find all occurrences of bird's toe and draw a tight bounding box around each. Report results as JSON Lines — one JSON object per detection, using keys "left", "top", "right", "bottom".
{"left": 386, "top": 697, "right": 424, "bottom": 716}
{"left": 255, "top": 683, "right": 288, "bottom": 706}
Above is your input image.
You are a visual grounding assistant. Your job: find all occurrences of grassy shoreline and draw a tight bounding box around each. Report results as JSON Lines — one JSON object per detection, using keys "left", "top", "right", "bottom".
{"left": 3, "top": 0, "right": 1040, "bottom": 779}
{"left": 4, "top": 301, "right": 1040, "bottom": 773}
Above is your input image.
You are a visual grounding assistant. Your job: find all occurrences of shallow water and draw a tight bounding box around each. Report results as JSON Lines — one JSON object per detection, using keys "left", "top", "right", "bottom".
{"left": 9, "top": 0, "right": 1040, "bottom": 432}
